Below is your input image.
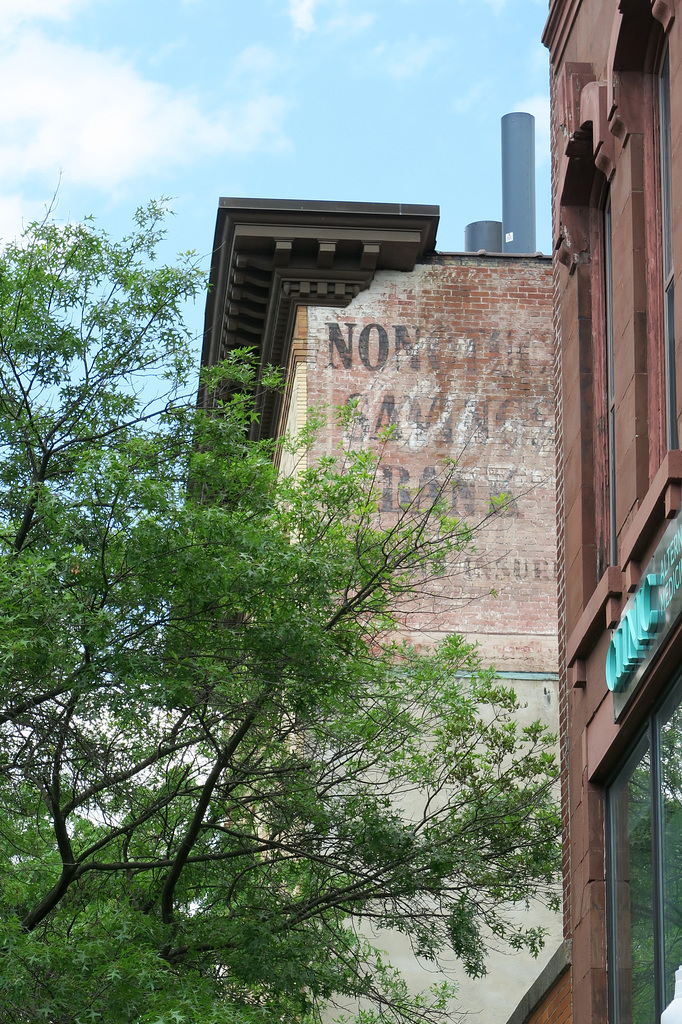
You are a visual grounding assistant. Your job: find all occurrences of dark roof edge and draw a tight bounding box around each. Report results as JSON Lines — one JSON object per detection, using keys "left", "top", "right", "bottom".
{"left": 217, "top": 197, "right": 440, "bottom": 218}
{"left": 434, "top": 250, "right": 551, "bottom": 260}
{"left": 503, "top": 941, "right": 572, "bottom": 1024}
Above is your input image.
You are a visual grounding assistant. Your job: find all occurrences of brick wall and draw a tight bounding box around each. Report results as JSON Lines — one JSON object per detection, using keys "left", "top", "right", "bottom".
{"left": 526, "top": 969, "right": 572, "bottom": 1024}
{"left": 547, "top": 58, "right": 571, "bottom": 941}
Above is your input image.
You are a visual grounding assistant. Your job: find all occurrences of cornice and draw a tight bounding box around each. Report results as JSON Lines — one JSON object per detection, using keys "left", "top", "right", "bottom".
{"left": 542, "top": 0, "right": 582, "bottom": 66}
{"left": 201, "top": 198, "right": 439, "bottom": 439}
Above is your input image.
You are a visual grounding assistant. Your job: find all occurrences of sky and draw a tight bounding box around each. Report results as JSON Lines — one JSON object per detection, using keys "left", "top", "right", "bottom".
{"left": 0, "top": 0, "right": 552, "bottom": 346}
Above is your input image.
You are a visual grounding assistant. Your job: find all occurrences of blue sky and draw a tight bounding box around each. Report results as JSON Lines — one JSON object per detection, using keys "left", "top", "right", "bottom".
{"left": 0, "top": 0, "right": 551, "bottom": 343}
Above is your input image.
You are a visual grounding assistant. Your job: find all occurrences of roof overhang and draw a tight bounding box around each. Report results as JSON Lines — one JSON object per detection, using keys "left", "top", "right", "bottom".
{"left": 201, "top": 198, "right": 439, "bottom": 438}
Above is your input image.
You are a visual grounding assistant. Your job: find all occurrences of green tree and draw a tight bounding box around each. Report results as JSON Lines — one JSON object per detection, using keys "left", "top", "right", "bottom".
{"left": 0, "top": 206, "right": 560, "bottom": 1024}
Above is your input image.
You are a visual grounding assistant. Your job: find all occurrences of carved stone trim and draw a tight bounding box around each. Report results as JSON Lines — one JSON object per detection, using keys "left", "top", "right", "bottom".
{"left": 652, "top": 0, "right": 674, "bottom": 30}
{"left": 609, "top": 70, "right": 646, "bottom": 140}
{"left": 553, "top": 62, "right": 599, "bottom": 265}
{"left": 556, "top": 205, "right": 591, "bottom": 271}
{"left": 580, "top": 81, "right": 616, "bottom": 180}
{"left": 558, "top": 62, "right": 596, "bottom": 148}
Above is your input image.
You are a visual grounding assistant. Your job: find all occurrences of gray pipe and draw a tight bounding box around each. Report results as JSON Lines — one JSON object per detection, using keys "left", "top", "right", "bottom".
{"left": 465, "top": 221, "right": 503, "bottom": 253}
{"left": 501, "top": 112, "right": 536, "bottom": 254}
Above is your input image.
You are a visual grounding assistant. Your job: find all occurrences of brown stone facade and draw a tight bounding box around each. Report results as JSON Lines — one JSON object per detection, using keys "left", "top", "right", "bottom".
{"left": 544, "top": 0, "right": 682, "bottom": 1020}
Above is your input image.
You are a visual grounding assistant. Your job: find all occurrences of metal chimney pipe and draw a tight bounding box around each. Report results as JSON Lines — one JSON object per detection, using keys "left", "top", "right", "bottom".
{"left": 501, "top": 112, "right": 536, "bottom": 254}
{"left": 464, "top": 220, "right": 503, "bottom": 253}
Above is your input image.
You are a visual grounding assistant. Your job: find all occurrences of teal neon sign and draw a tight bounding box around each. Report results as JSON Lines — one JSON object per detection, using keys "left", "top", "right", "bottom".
{"left": 606, "top": 574, "right": 660, "bottom": 692}
{"left": 658, "top": 520, "right": 682, "bottom": 611}
{"left": 607, "top": 510, "right": 682, "bottom": 713}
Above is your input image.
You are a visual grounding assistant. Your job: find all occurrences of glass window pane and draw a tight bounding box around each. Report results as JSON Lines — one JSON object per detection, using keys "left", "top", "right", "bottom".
{"left": 658, "top": 693, "right": 682, "bottom": 1006}
{"left": 609, "top": 736, "right": 655, "bottom": 1023}
{"left": 666, "top": 283, "right": 678, "bottom": 450}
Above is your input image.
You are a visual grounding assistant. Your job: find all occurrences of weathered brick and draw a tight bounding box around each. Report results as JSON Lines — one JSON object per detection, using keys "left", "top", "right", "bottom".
{"left": 300, "top": 256, "right": 557, "bottom": 674}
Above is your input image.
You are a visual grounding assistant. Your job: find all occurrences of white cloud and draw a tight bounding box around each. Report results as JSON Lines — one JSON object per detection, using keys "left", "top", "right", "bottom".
{"left": 287, "top": 0, "right": 373, "bottom": 38}
{"left": 371, "top": 36, "right": 449, "bottom": 80}
{"left": 147, "top": 39, "right": 185, "bottom": 68}
{"left": 453, "top": 79, "right": 493, "bottom": 114}
{"left": 288, "top": 0, "right": 320, "bottom": 33}
{"left": 514, "top": 94, "right": 550, "bottom": 167}
{"left": 0, "top": 0, "right": 82, "bottom": 15}
{"left": 0, "top": 32, "right": 290, "bottom": 192}
{"left": 454, "top": 0, "right": 548, "bottom": 9}
{"left": 455, "top": 0, "right": 542, "bottom": 7}
{"left": 0, "top": 192, "right": 46, "bottom": 243}
{"left": 231, "top": 44, "right": 282, "bottom": 79}
{"left": 327, "top": 10, "right": 375, "bottom": 36}
{"left": 528, "top": 42, "right": 550, "bottom": 77}
{"left": 468, "top": 0, "right": 506, "bottom": 11}
{"left": 0, "top": 0, "right": 89, "bottom": 34}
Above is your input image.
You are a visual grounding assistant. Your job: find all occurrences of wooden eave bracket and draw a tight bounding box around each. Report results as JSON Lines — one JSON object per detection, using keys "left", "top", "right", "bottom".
{"left": 317, "top": 240, "right": 337, "bottom": 268}
{"left": 360, "top": 242, "right": 381, "bottom": 271}
{"left": 274, "top": 239, "right": 293, "bottom": 267}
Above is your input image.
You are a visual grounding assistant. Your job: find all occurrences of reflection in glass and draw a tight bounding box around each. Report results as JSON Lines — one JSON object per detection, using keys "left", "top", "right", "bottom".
{"left": 659, "top": 698, "right": 682, "bottom": 1006}
{"left": 609, "top": 737, "right": 654, "bottom": 1023}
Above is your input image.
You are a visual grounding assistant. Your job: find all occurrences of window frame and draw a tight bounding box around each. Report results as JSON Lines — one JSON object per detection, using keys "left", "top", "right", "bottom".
{"left": 606, "top": 670, "right": 682, "bottom": 1022}
{"left": 660, "top": 45, "right": 678, "bottom": 451}
{"left": 604, "top": 193, "right": 618, "bottom": 566}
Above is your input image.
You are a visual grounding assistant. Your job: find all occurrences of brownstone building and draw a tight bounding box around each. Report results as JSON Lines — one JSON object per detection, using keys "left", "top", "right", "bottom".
{"left": 541, "top": 0, "right": 682, "bottom": 1021}
{"left": 202, "top": 198, "right": 561, "bottom": 1022}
